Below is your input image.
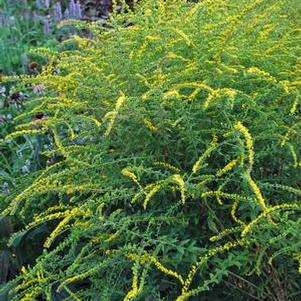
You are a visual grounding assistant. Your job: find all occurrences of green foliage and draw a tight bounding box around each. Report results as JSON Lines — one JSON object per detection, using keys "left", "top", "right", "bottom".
{"left": 0, "top": 0, "right": 59, "bottom": 74}
{"left": 1, "top": 0, "right": 301, "bottom": 300}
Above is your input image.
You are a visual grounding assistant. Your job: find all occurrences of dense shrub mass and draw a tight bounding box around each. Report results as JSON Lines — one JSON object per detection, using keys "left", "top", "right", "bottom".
{"left": 1, "top": 0, "right": 301, "bottom": 300}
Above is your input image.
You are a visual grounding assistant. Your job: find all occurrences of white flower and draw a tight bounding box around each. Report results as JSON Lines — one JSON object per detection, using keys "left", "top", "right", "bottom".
{"left": 0, "top": 86, "right": 6, "bottom": 94}
{"left": 21, "top": 165, "right": 29, "bottom": 173}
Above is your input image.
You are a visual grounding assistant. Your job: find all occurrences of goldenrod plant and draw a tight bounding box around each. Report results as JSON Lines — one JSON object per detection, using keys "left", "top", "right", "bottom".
{"left": 0, "top": 0, "right": 301, "bottom": 300}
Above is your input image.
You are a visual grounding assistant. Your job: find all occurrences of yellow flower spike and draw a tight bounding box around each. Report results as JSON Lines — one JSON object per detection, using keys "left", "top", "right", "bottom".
{"left": 123, "top": 259, "right": 140, "bottom": 301}
{"left": 164, "top": 52, "right": 191, "bottom": 63}
{"left": 21, "top": 266, "right": 27, "bottom": 274}
{"left": 163, "top": 90, "right": 181, "bottom": 100}
{"left": 15, "top": 119, "right": 47, "bottom": 130}
{"left": 153, "top": 161, "right": 181, "bottom": 173}
{"left": 209, "top": 226, "right": 242, "bottom": 242}
{"left": 245, "top": 173, "right": 267, "bottom": 211}
{"left": 5, "top": 129, "right": 47, "bottom": 141}
{"left": 289, "top": 92, "right": 299, "bottom": 115}
{"left": 105, "top": 227, "right": 124, "bottom": 243}
{"left": 231, "top": 199, "right": 246, "bottom": 225}
{"left": 121, "top": 168, "right": 142, "bottom": 188}
{"left": 86, "top": 116, "right": 101, "bottom": 128}
{"left": 126, "top": 252, "right": 184, "bottom": 285}
{"left": 53, "top": 128, "right": 67, "bottom": 157}
{"left": 180, "top": 239, "right": 247, "bottom": 297}
{"left": 115, "top": 92, "right": 126, "bottom": 110}
{"left": 203, "top": 88, "right": 237, "bottom": 109}
{"left": 234, "top": 121, "right": 254, "bottom": 172}
{"left": 131, "top": 190, "right": 145, "bottom": 204}
{"left": 168, "top": 28, "right": 195, "bottom": 47}
{"left": 142, "top": 119, "right": 158, "bottom": 132}
{"left": 280, "top": 123, "right": 300, "bottom": 147}
{"left": 201, "top": 191, "right": 252, "bottom": 203}
{"left": 171, "top": 174, "right": 186, "bottom": 204}
{"left": 246, "top": 67, "right": 277, "bottom": 83}
{"left": 57, "top": 262, "right": 108, "bottom": 293}
{"left": 295, "top": 254, "right": 301, "bottom": 274}
{"left": 149, "top": 255, "right": 184, "bottom": 285}
{"left": 143, "top": 184, "right": 162, "bottom": 209}
{"left": 216, "top": 158, "right": 239, "bottom": 177}
{"left": 43, "top": 208, "right": 84, "bottom": 249}
{"left": 216, "top": 194, "right": 224, "bottom": 205}
{"left": 241, "top": 203, "right": 301, "bottom": 237}
{"left": 103, "top": 93, "right": 126, "bottom": 137}
{"left": 131, "top": 180, "right": 165, "bottom": 205}
{"left": 192, "top": 136, "right": 218, "bottom": 173}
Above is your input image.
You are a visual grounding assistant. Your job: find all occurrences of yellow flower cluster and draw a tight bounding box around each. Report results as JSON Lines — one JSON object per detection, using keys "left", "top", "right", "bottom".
{"left": 171, "top": 174, "right": 186, "bottom": 204}
{"left": 127, "top": 252, "right": 184, "bottom": 285}
{"left": 177, "top": 239, "right": 247, "bottom": 300}
{"left": 192, "top": 135, "right": 218, "bottom": 173}
{"left": 44, "top": 208, "right": 86, "bottom": 248}
{"left": 209, "top": 226, "right": 242, "bottom": 242}
{"left": 4, "top": 129, "right": 47, "bottom": 141}
{"left": 103, "top": 92, "right": 126, "bottom": 137}
{"left": 121, "top": 168, "right": 142, "bottom": 188}
{"left": 153, "top": 161, "right": 181, "bottom": 173}
{"left": 123, "top": 260, "right": 140, "bottom": 301}
{"left": 201, "top": 191, "right": 252, "bottom": 203}
{"left": 203, "top": 88, "right": 237, "bottom": 109}
{"left": 242, "top": 203, "right": 301, "bottom": 237}
{"left": 105, "top": 227, "right": 124, "bottom": 243}
{"left": 245, "top": 173, "right": 267, "bottom": 210}
{"left": 296, "top": 255, "right": 301, "bottom": 274}
{"left": 234, "top": 121, "right": 254, "bottom": 172}
{"left": 230, "top": 199, "right": 245, "bottom": 225}
{"left": 132, "top": 173, "right": 186, "bottom": 209}
{"left": 142, "top": 118, "right": 158, "bottom": 132}
{"left": 246, "top": 66, "right": 277, "bottom": 83}
{"left": 143, "top": 184, "right": 162, "bottom": 209}
{"left": 216, "top": 158, "right": 238, "bottom": 177}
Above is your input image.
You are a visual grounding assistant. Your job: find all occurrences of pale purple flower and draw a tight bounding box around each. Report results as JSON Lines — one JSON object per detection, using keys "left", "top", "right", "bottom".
{"left": 44, "top": 0, "right": 50, "bottom": 8}
{"left": 43, "top": 18, "right": 50, "bottom": 34}
{"left": 65, "top": 0, "right": 83, "bottom": 19}
{"left": 0, "top": 86, "right": 6, "bottom": 95}
{"left": 69, "top": 0, "right": 76, "bottom": 18}
{"left": 21, "top": 165, "right": 29, "bottom": 173}
{"left": 0, "top": 14, "right": 7, "bottom": 27}
{"left": 33, "top": 84, "right": 45, "bottom": 94}
{"left": 16, "top": 149, "right": 23, "bottom": 158}
{"left": 2, "top": 182, "right": 9, "bottom": 194}
{"left": 64, "top": 8, "right": 70, "bottom": 19}
{"left": 21, "top": 160, "right": 31, "bottom": 174}
{"left": 53, "top": 2, "right": 63, "bottom": 22}
{"left": 74, "top": 1, "right": 82, "bottom": 19}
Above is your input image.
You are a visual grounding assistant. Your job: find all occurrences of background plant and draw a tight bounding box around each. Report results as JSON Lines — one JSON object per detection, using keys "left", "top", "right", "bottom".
{"left": 0, "top": 0, "right": 301, "bottom": 300}
{"left": 0, "top": 0, "right": 120, "bottom": 75}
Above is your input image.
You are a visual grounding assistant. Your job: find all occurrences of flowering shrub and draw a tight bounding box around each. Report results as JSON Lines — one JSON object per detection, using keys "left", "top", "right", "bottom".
{"left": 0, "top": 0, "right": 301, "bottom": 300}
